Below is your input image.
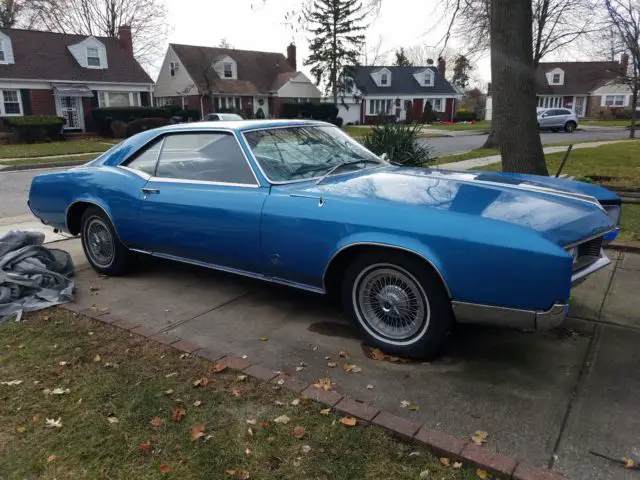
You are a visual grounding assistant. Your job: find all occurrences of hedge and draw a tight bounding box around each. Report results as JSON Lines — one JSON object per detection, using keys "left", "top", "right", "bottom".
{"left": 93, "top": 107, "right": 171, "bottom": 137}
{"left": 453, "top": 109, "right": 477, "bottom": 122}
{"left": 126, "top": 118, "right": 172, "bottom": 137}
{"left": 0, "top": 115, "right": 66, "bottom": 143}
{"left": 174, "top": 109, "right": 201, "bottom": 121}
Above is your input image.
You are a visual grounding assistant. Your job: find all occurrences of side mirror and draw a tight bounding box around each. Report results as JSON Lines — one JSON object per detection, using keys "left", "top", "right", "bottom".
{"left": 380, "top": 153, "right": 389, "bottom": 162}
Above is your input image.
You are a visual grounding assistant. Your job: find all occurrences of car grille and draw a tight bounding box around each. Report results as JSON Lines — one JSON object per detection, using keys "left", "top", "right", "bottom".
{"left": 573, "top": 237, "right": 603, "bottom": 272}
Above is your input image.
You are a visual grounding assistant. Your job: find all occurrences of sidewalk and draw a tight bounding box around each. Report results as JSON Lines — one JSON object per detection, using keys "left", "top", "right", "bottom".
{"left": 436, "top": 140, "right": 632, "bottom": 170}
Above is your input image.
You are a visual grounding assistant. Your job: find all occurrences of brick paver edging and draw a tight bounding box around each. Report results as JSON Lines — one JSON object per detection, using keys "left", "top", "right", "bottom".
{"left": 63, "top": 303, "right": 564, "bottom": 480}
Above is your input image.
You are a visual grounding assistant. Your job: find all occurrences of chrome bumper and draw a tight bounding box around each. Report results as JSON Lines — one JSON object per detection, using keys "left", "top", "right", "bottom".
{"left": 452, "top": 301, "right": 568, "bottom": 331}
{"left": 571, "top": 249, "right": 610, "bottom": 286}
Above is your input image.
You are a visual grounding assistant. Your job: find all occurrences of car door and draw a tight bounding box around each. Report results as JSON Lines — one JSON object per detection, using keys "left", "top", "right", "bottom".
{"left": 541, "top": 109, "right": 557, "bottom": 128}
{"left": 125, "top": 130, "right": 268, "bottom": 273}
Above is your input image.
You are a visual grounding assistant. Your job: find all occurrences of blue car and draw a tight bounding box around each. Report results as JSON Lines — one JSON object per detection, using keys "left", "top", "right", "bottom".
{"left": 28, "top": 120, "right": 621, "bottom": 358}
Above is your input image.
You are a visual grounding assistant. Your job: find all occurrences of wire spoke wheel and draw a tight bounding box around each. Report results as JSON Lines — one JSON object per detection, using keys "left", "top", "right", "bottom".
{"left": 85, "top": 217, "right": 114, "bottom": 268}
{"left": 354, "top": 265, "right": 429, "bottom": 341}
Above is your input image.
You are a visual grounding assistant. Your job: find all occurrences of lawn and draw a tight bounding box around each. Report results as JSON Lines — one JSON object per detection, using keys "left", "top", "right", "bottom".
{"left": 0, "top": 309, "right": 485, "bottom": 480}
{"left": 0, "top": 139, "right": 112, "bottom": 159}
{"left": 426, "top": 120, "right": 491, "bottom": 132}
{"left": 581, "top": 119, "right": 635, "bottom": 127}
{"left": 0, "top": 153, "right": 99, "bottom": 167}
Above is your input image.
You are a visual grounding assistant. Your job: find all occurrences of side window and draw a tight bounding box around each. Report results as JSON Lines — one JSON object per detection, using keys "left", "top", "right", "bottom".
{"left": 155, "top": 132, "right": 257, "bottom": 185}
{"left": 126, "top": 140, "right": 162, "bottom": 175}
{"left": 560, "top": 109, "right": 571, "bottom": 115}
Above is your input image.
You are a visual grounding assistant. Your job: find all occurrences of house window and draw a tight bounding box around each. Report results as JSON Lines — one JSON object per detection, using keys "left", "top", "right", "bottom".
{"left": 218, "top": 96, "right": 242, "bottom": 109}
{"left": 426, "top": 98, "right": 443, "bottom": 112}
{"left": 2, "top": 89, "right": 22, "bottom": 115}
{"left": 552, "top": 73, "right": 561, "bottom": 84}
{"left": 170, "top": 62, "right": 176, "bottom": 77}
{"left": 0, "top": 47, "right": 5, "bottom": 63}
{"left": 368, "top": 99, "right": 391, "bottom": 115}
{"left": 604, "top": 95, "right": 626, "bottom": 107}
{"left": 223, "top": 62, "right": 233, "bottom": 78}
{"left": 380, "top": 73, "right": 388, "bottom": 85}
{"left": 537, "top": 96, "right": 562, "bottom": 108}
{"left": 98, "top": 91, "right": 141, "bottom": 107}
{"left": 424, "top": 71, "right": 434, "bottom": 87}
{"left": 87, "top": 47, "right": 101, "bottom": 67}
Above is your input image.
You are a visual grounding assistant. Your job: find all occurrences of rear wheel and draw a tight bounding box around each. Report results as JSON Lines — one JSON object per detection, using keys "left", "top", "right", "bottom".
{"left": 80, "top": 206, "right": 132, "bottom": 275}
{"left": 341, "top": 250, "right": 453, "bottom": 359}
{"left": 564, "top": 121, "right": 576, "bottom": 133}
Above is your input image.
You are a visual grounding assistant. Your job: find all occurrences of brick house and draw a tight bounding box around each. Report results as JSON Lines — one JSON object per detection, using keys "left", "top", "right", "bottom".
{"left": 153, "top": 43, "right": 322, "bottom": 118}
{"left": 331, "top": 59, "right": 461, "bottom": 125}
{"left": 0, "top": 27, "right": 154, "bottom": 132}
{"left": 535, "top": 56, "right": 631, "bottom": 117}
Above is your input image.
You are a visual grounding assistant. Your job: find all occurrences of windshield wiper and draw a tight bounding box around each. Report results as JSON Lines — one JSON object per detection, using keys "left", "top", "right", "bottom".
{"left": 315, "top": 159, "right": 382, "bottom": 185}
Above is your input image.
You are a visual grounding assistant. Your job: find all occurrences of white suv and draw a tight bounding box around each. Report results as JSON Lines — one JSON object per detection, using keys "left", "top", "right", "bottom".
{"left": 537, "top": 108, "right": 579, "bottom": 133}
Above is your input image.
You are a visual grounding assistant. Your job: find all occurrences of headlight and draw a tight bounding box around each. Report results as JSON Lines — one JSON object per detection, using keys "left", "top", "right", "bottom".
{"left": 604, "top": 205, "right": 621, "bottom": 225}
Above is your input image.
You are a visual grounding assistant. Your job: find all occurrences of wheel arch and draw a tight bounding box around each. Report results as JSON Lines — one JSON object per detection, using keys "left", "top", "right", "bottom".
{"left": 322, "top": 241, "right": 452, "bottom": 299}
{"left": 65, "top": 199, "right": 116, "bottom": 236}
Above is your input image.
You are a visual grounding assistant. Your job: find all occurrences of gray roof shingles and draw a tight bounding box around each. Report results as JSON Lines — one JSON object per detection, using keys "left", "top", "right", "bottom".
{"left": 535, "top": 61, "right": 622, "bottom": 95}
{"left": 347, "top": 66, "right": 458, "bottom": 96}
{"left": 0, "top": 28, "right": 153, "bottom": 84}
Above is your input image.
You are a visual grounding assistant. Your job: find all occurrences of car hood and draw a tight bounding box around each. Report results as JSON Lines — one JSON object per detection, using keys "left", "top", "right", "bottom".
{"left": 276, "top": 166, "right": 615, "bottom": 247}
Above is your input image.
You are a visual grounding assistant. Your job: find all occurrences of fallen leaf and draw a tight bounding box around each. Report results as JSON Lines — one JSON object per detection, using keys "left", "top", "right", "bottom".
{"left": 400, "top": 400, "right": 419, "bottom": 410}
{"left": 260, "top": 337, "right": 268, "bottom": 341}
{"left": 190, "top": 423, "right": 205, "bottom": 441}
{"left": 313, "top": 378, "right": 333, "bottom": 391}
{"left": 290, "top": 398, "right": 300, "bottom": 406}
{"left": 340, "top": 416, "right": 357, "bottom": 427}
{"left": 226, "top": 470, "right": 236, "bottom": 476}
{"left": 58, "top": 361, "right": 68, "bottom": 366}
{"left": 366, "top": 384, "right": 375, "bottom": 390}
{"left": 476, "top": 468, "right": 488, "bottom": 479}
{"left": 193, "top": 400, "right": 202, "bottom": 407}
{"left": 292, "top": 426, "right": 305, "bottom": 438}
{"left": 440, "top": 457, "right": 451, "bottom": 467}
{"left": 89, "top": 286, "right": 100, "bottom": 292}
{"left": 179, "top": 353, "right": 190, "bottom": 359}
{"left": 47, "top": 454, "right": 56, "bottom": 463}
{"left": 274, "top": 415, "right": 290, "bottom": 424}
{"left": 419, "top": 470, "right": 430, "bottom": 479}
{"left": 319, "top": 408, "right": 331, "bottom": 415}
{"left": 245, "top": 448, "right": 252, "bottom": 456}
{"left": 164, "top": 389, "right": 174, "bottom": 395}
{"left": 107, "top": 415, "right": 119, "bottom": 424}
{"left": 246, "top": 419, "right": 257, "bottom": 425}
{"left": 453, "top": 461, "right": 463, "bottom": 469}
{"left": 295, "top": 366, "right": 304, "bottom": 372}
{"left": 325, "top": 356, "right": 331, "bottom": 360}
{"left": 231, "top": 388, "right": 241, "bottom": 397}
{"left": 171, "top": 407, "right": 186, "bottom": 422}
{"left": 104, "top": 362, "right": 118, "bottom": 368}
{"left": 327, "top": 362, "right": 337, "bottom": 368}
{"left": 51, "top": 387, "right": 70, "bottom": 395}
{"left": 310, "top": 344, "right": 318, "bottom": 351}
{"left": 471, "top": 430, "right": 489, "bottom": 445}
{"left": 242, "top": 355, "right": 248, "bottom": 359}
{"left": 269, "top": 455, "right": 283, "bottom": 469}
{"left": 238, "top": 470, "right": 250, "bottom": 480}
{"left": 301, "top": 445, "right": 312, "bottom": 454}
{"left": 165, "top": 372, "right": 177, "bottom": 378}
{"left": 259, "top": 420, "right": 270, "bottom": 428}
{"left": 159, "top": 463, "right": 170, "bottom": 473}
{"left": 276, "top": 378, "right": 285, "bottom": 386}
{"left": 365, "top": 346, "right": 410, "bottom": 363}
{"left": 623, "top": 457, "right": 637, "bottom": 469}
{"left": 247, "top": 426, "right": 253, "bottom": 436}
{"left": 1, "top": 380, "right": 22, "bottom": 386}
{"left": 408, "top": 451, "right": 421, "bottom": 457}
{"left": 343, "top": 364, "right": 362, "bottom": 373}
{"left": 209, "top": 362, "right": 228, "bottom": 373}
{"left": 139, "top": 441, "right": 152, "bottom": 453}
{"left": 293, "top": 457, "right": 302, "bottom": 467}
{"left": 16, "top": 425, "right": 26, "bottom": 433}
{"left": 45, "top": 417, "right": 62, "bottom": 428}
{"left": 93, "top": 354, "right": 102, "bottom": 362}
{"left": 193, "top": 377, "right": 210, "bottom": 387}
{"left": 274, "top": 400, "right": 284, "bottom": 406}
{"left": 339, "top": 350, "right": 349, "bottom": 358}
{"left": 237, "top": 375, "right": 247, "bottom": 381}
{"left": 150, "top": 417, "right": 164, "bottom": 427}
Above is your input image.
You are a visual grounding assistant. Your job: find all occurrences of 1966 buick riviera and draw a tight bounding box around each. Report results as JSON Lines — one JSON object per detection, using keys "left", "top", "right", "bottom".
{"left": 28, "top": 120, "right": 621, "bottom": 358}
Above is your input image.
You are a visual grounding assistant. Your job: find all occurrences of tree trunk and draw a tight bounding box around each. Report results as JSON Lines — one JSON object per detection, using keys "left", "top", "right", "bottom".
{"left": 491, "top": 0, "right": 548, "bottom": 175}
{"left": 629, "top": 83, "right": 638, "bottom": 139}
{"left": 482, "top": 129, "right": 498, "bottom": 148}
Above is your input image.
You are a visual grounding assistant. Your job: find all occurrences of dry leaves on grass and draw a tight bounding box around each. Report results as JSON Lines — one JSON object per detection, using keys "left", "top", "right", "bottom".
{"left": 45, "top": 417, "right": 62, "bottom": 428}
{"left": 319, "top": 408, "right": 331, "bottom": 415}
{"left": 471, "top": 430, "right": 489, "bottom": 446}
{"left": 191, "top": 423, "right": 205, "bottom": 441}
{"left": 340, "top": 416, "right": 357, "bottom": 427}
{"left": 236, "top": 375, "right": 247, "bottom": 381}
{"left": 226, "top": 469, "right": 250, "bottom": 479}
{"left": 150, "top": 417, "right": 165, "bottom": 427}
{"left": 327, "top": 362, "right": 337, "bottom": 368}
{"left": 159, "top": 463, "right": 170, "bottom": 473}
{"left": 139, "top": 441, "right": 152, "bottom": 454}
{"left": 193, "top": 377, "right": 210, "bottom": 387}
{"left": 292, "top": 426, "right": 305, "bottom": 439}
{"left": 274, "top": 415, "right": 291, "bottom": 425}
{"left": 366, "top": 384, "right": 375, "bottom": 390}
{"left": 1, "top": 379, "right": 23, "bottom": 385}
{"left": 43, "top": 387, "right": 70, "bottom": 395}
{"left": 301, "top": 445, "right": 312, "bottom": 454}
{"left": 107, "top": 415, "right": 119, "bottom": 424}
{"left": 339, "top": 350, "right": 349, "bottom": 358}
{"left": 231, "top": 388, "right": 242, "bottom": 397}
{"left": 47, "top": 454, "right": 56, "bottom": 463}
{"left": 313, "top": 378, "right": 334, "bottom": 391}
{"left": 209, "top": 361, "right": 228, "bottom": 373}
{"left": 193, "top": 400, "right": 202, "bottom": 407}
{"left": 171, "top": 407, "right": 186, "bottom": 422}
{"left": 93, "top": 354, "right": 102, "bottom": 362}
{"left": 452, "top": 461, "right": 463, "bottom": 469}
{"left": 476, "top": 468, "right": 488, "bottom": 479}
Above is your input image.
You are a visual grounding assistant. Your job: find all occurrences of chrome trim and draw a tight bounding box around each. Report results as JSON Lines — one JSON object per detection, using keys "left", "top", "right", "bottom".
{"left": 131, "top": 250, "right": 325, "bottom": 295}
{"left": 322, "top": 242, "right": 452, "bottom": 298}
{"left": 240, "top": 125, "right": 387, "bottom": 185}
{"left": 147, "top": 176, "right": 260, "bottom": 188}
{"left": 564, "top": 229, "right": 615, "bottom": 249}
{"left": 571, "top": 249, "right": 610, "bottom": 285}
{"left": 119, "top": 165, "right": 151, "bottom": 180}
{"left": 452, "top": 301, "right": 568, "bottom": 331}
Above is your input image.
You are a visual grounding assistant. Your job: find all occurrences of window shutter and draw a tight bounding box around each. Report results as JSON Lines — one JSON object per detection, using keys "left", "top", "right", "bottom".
{"left": 20, "top": 90, "right": 32, "bottom": 115}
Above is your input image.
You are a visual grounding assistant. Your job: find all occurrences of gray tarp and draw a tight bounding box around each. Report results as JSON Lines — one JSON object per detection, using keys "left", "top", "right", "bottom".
{"left": 0, "top": 231, "right": 75, "bottom": 321}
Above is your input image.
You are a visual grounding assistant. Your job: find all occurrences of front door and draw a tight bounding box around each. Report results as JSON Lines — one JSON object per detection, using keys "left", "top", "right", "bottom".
{"left": 125, "top": 131, "right": 268, "bottom": 272}
{"left": 574, "top": 96, "right": 586, "bottom": 117}
{"left": 55, "top": 96, "right": 84, "bottom": 130}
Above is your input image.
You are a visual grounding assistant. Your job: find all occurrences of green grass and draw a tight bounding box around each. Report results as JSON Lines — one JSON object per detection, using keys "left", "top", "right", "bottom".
{"left": 619, "top": 204, "right": 640, "bottom": 243}
{"left": 0, "top": 153, "right": 99, "bottom": 166}
{"left": 436, "top": 148, "right": 499, "bottom": 164}
{"left": 426, "top": 120, "right": 491, "bottom": 131}
{"left": 0, "top": 309, "right": 486, "bottom": 480}
{"left": 581, "top": 119, "right": 634, "bottom": 127}
{"left": 342, "top": 125, "right": 373, "bottom": 138}
{"left": 0, "top": 139, "right": 112, "bottom": 159}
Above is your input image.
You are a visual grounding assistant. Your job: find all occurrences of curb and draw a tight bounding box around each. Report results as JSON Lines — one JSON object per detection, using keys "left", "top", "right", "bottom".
{"left": 61, "top": 302, "right": 565, "bottom": 480}
{"left": 0, "top": 159, "right": 90, "bottom": 172}
{"left": 605, "top": 241, "right": 640, "bottom": 254}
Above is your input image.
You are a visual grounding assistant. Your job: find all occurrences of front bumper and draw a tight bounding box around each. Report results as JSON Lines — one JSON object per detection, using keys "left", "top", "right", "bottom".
{"left": 453, "top": 301, "right": 568, "bottom": 331}
{"left": 571, "top": 249, "right": 611, "bottom": 286}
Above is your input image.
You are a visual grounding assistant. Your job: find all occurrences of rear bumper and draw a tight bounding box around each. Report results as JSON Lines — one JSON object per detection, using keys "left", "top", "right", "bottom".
{"left": 453, "top": 301, "right": 568, "bottom": 331}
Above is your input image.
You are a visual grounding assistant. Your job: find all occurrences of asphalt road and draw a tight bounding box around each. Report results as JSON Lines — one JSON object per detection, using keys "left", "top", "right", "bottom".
{"left": 424, "top": 128, "right": 630, "bottom": 156}
{"left": 0, "top": 128, "right": 630, "bottom": 219}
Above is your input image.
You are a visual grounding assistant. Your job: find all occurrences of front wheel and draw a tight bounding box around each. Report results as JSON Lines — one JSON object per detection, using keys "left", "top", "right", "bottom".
{"left": 80, "top": 206, "right": 132, "bottom": 275}
{"left": 564, "top": 121, "right": 576, "bottom": 133}
{"left": 341, "top": 250, "right": 453, "bottom": 359}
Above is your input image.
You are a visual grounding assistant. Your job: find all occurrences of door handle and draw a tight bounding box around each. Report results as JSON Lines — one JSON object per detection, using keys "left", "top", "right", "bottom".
{"left": 142, "top": 187, "right": 160, "bottom": 195}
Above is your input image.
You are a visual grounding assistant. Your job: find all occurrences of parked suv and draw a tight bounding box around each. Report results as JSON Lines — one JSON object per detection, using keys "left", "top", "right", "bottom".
{"left": 537, "top": 108, "right": 578, "bottom": 133}
{"left": 202, "top": 113, "right": 244, "bottom": 122}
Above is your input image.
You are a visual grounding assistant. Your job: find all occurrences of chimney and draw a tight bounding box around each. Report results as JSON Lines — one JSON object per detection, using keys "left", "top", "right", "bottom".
{"left": 620, "top": 53, "right": 629, "bottom": 74}
{"left": 437, "top": 56, "right": 446, "bottom": 76}
{"left": 287, "top": 42, "right": 297, "bottom": 70}
{"left": 118, "top": 25, "right": 133, "bottom": 56}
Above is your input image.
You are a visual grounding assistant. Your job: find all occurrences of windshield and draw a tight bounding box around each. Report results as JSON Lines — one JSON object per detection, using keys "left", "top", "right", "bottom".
{"left": 243, "top": 125, "right": 384, "bottom": 183}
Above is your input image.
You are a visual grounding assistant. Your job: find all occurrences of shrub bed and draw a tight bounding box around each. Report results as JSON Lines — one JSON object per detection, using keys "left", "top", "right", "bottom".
{"left": 93, "top": 107, "right": 171, "bottom": 137}
{"left": 0, "top": 115, "right": 66, "bottom": 143}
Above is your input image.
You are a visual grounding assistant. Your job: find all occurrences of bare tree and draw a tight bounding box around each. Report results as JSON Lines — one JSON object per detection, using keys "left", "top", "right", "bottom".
{"left": 0, "top": 0, "right": 21, "bottom": 27}
{"left": 359, "top": 35, "right": 389, "bottom": 65}
{"left": 605, "top": 0, "right": 639, "bottom": 138}
{"left": 218, "top": 38, "right": 233, "bottom": 49}
{"left": 405, "top": 44, "right": 456, "bottom": 75}
{"left": 27, "top": 0, "right": 169, "bottom": 70}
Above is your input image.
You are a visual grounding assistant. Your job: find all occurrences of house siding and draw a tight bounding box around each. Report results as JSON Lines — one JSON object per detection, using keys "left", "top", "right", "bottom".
{"left": 30, "top": 89, "right": 56, "bottom": 115}
{"left": 445, "top": 98, "right": 455, "bottom": 122}
{"left": 587, "top": 95, "right": 601, "bottom": 117}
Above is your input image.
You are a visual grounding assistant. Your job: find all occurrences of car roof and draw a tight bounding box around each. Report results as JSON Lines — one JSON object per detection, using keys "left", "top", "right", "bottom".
{"left": 163, "top": 119, "right": 332, "bottom": 133}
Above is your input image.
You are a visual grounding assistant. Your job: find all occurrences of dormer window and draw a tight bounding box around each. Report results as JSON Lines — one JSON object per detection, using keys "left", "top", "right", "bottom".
{"left": 87, "top": 47, "right": 101, "bottom": 67}
{"left": 547, "top": 68, "right": 564, "bottom": 85}
{"left": 381, "top": 73, "right": 388, "bottom": 85}
{"left": 223, "top": 62, "right": 233, "bottom": 78}
{"left": 552, "top": 73, "right": 561, "bottom": 83}
{"left": 413, "top": 69, "right": 434, "bottom": 87}
{"left": 0, "top": 31, "right": 13, "bottom": 64}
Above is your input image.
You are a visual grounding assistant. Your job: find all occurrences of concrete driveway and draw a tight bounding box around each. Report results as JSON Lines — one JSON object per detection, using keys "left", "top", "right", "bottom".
{"left": 52, "top": 238, "right": 640, "bottom": 479}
